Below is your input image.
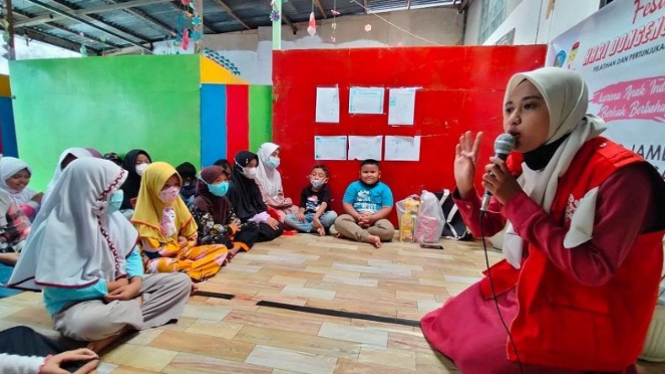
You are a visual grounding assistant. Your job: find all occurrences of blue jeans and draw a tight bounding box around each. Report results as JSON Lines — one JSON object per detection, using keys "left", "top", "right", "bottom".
{"left": 285, "top": 211, "right": 338, "bottom": 233}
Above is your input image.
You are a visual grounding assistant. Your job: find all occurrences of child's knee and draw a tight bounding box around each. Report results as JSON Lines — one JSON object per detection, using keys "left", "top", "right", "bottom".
{"left": 334, "top": 214, "right": 354, "bottom": 225}
{"left": 57, "top": 312, "right": 120, "bottom": 341}
{"left": 284, "top": 214, "right": 299, "bottom": 225}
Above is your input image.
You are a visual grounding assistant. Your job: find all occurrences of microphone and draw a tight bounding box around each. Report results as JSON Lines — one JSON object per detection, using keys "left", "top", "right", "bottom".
{"left": 481, "top": 133, "right": 515, "bottom": 212}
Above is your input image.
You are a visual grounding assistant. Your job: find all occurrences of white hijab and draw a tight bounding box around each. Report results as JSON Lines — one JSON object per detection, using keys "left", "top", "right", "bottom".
{"left": 44, "top": 148, "right": 94, "bottom": 199}
{"left": 0, "top": 157, "right": 37, "bottom": 205}
{"left": 8, "top": 158, "right": 138, "bottom": 290}
{"left": 0, "top": 155, "right": 13, "bottom": 227}
{"left": 256, "top": 142, "right": 283, "bottom": 197}
{"left": 502, "top": 67, "right": 607, "bottom": 269}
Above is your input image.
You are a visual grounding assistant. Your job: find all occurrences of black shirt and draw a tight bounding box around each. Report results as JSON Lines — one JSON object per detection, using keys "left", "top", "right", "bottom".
{"left": 300, "top": 185, "right": 331, "bottom": 213}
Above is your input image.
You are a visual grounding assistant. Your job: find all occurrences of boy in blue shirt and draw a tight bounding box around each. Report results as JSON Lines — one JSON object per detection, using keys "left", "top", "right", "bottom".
{"left": 332, "top": 159, "right": 395, "bottom": 248}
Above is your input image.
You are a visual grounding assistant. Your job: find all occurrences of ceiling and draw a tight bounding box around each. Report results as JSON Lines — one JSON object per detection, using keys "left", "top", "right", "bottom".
{"left": 1, "top": 0, "right": 462, "bottom": 55}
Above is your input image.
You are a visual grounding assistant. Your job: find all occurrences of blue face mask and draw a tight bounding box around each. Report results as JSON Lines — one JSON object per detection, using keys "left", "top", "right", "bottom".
{"left": 207, "top": 180, "right": 229, "bottom": 197}
{"left": 109, "top": 190, "right": 124, "bottom": 214}
{"left": 266, "top": 156, "right": 280, "bottom": 169}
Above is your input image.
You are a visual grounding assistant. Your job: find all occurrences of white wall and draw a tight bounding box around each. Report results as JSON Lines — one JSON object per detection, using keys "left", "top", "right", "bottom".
{"left": 464, "top": 0, "right": 601, "bottom": 46}
{"left": 188, "top": 7, "right": 464, "bottom": 85}
{"left": 0, "top": 32, "right": 81, "bottom": 75}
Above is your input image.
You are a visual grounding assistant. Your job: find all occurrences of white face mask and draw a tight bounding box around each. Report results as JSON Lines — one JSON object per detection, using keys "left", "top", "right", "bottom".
{"left": 243, "top": 167, "right": 258, "bottom": 179}
{"left": 135, "top": 163, "right": 149, "bottom": 176}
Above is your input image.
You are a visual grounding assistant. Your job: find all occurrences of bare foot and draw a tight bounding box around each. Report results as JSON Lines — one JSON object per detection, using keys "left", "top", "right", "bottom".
{"left": 316, "top": 226, "right": 326, "bottom": 236}
{"left": 191, "top": 282, "right": 199, "bottom": 295}
{"left": 86, "top": 326, "right": 132, "bottom": 354}
{"left": 363, "top": 235, "right": 382, "bottom": 248}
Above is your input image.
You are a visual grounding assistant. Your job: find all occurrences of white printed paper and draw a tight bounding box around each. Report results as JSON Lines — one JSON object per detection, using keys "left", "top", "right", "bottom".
{"left": 388, "top": 88, "right": 417, "bottom": 125}
{"left": 348, "top": 136, "right": 383, "bottom": 161}
{"left": 349, "top": 87, "right": 384, "bottom": 114}
{"left": 314, "top": 136, "right": 347, "bottom": 160}
{"left": 384, "top": 136, "right": 421, "bottom": 161}
{"left": 315, "top": 86, "right": 340, "bottom": 123}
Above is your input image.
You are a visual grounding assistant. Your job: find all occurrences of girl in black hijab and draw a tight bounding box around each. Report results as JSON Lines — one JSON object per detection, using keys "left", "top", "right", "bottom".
{"left": 119, "top": 149, "right": 152, "bottom": 218}
{"left": 227, "top": 151, "right": 283, "bottom": 242}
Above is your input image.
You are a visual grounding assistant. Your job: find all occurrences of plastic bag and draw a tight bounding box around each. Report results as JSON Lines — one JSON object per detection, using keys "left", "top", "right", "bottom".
{"left": 414, "top": 190, "right": 445, "bottom": 244}
{"left": 396, "top": 194, "right": 420, "bottom": 242}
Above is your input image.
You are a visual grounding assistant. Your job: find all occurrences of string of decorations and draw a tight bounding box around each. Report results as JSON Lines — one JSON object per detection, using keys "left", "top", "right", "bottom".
{"left": 348, "top": 0, "right": 444, "bottom": 46}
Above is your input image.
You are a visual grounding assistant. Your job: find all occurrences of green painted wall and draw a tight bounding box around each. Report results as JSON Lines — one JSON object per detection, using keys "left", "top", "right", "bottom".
{"left": 248, "top": 85, "right": 273, "bottom": 151}
{"left": 10, "top": 55, "right": 201, "bottom": 190}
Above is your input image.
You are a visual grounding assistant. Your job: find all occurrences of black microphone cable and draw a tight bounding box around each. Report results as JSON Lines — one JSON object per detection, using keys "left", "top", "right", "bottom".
{"left": 480, "top": 210, "right": 525, "bottom": 374}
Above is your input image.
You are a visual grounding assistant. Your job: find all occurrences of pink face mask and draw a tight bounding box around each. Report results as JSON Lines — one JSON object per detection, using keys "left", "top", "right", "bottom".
{"left": 159, "top": 186, "right": 180, "bottom": 204}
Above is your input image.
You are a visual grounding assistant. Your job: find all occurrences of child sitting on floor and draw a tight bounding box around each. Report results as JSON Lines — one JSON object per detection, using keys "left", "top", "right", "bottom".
{"left": 0, "top": 157, "right": 43, "bottom": 221}
{"left": 285, "top": 165, "right": 337, "bottom": 236}
{"left": 176, "top": 162, "right": 197, "bottom": 204}
{"left": 8, "top": 158, "right": 191, "bottom": 354}
{"left": 131, "top": 162, "right": 228, "bottom": 281}
{"left": 332, "top": 159, "right": 395, "bottom": 248}
{"left": 188, "top": 165, "right": 261, "bottom": 258}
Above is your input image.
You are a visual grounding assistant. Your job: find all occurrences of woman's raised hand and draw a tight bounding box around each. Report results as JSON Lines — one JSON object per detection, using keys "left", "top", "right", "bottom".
{"left": 454, "top": 131, "right": 482, "bottom": 199}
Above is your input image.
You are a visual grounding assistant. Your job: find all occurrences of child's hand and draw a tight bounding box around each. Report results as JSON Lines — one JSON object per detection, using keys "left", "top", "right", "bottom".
{"left": 229, "top": 222, "right": 241, "bottom": 233}
{"left": 32, "top": 192, "right": 44, "bottom": 204}
{"left": 358, "top": 214, "right": 371, "bottom": 228}
{"left": 297, "top": 212, "right": 306, "bottom": 221}
{"left": 178, "top": 236, "right": 188, "bottom": 249}
{"left": 266, "top": 217, "right": 281, "bottom": 230}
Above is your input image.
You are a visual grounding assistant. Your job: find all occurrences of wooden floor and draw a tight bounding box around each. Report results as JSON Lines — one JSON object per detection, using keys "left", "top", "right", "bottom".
{"left": 0, "top": 234, "right": 663, "bottom": 373}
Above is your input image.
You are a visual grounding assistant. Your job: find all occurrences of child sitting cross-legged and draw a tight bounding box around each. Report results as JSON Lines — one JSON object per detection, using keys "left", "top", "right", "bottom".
{"left": 285, "top": 165, "right": 338, "bottom": 236}
{"left": 332, "top": 159, "right": 395, "bottom": 248}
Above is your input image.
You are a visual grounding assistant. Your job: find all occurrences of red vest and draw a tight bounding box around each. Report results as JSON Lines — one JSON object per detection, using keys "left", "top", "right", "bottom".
{"left": 481, "top": 137, "right": 664, "bottom": 371}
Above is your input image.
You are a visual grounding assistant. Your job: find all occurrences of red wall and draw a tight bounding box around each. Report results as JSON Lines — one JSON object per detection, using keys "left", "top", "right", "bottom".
{"left": 273, "top": 46, "right": 547, "bottom": 223}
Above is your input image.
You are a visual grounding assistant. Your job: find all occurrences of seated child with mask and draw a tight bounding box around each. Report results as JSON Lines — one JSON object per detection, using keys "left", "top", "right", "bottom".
{"left": 188, "top": 166, "right": 261, "bottom": 259}
{"left": 227, "top": 151, "right": 284, "bottom": 242}
{"left": 285, "top": 165, "right": 337, "bottom": 236}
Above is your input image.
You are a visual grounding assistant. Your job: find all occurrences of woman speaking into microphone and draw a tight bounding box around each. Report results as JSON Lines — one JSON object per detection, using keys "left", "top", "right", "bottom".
{"left": 420, "top": 67, "right": 665, "bottom": 373}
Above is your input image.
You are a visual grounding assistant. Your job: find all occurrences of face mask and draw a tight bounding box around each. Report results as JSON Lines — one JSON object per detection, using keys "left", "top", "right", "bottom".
{"left": 135, "top": 163, "right": 149, "bottom": 176}
{"left": 243, "top": 167, "right": 257, "bottom": 179}
{"left": 159, "top": 186, "right": 180, "bottom": 204}
{"left": 266, "top": 157, "right": 280, "bottom": 169}
{"left": 207, "top": 181, "right": 229, "bottom": 197}
{"left": 310, "top": 178, "right": 324, "bottom": 189}
{"left": 109, "top": 190, "right": 124, "bottom": 214}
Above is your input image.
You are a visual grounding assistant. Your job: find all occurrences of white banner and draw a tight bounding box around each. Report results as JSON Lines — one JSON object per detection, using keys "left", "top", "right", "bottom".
{"left": 547, "top": 0, "right": 665, "bottom": 177}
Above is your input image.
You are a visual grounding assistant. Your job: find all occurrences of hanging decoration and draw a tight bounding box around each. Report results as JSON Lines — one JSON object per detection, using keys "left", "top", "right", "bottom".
{"left": 171, "top": 0, "right": 203, "bottom": 53}
{"left": 330, "top": 0, "right": 338, "bottom": 44}
{"left": 307, "top": 11, "right": 316, "bottom": 36}
{"left": 80, "top": 44, "right": 88, "bottom": 56}
{"left": 270, "top": 10, "right": 280, "bottom": 22}
{"left": 181, "top": 29, "right": 190, "bottom": 51}
{"left": 364, "top": 24, "right": 372, "bottom": 32}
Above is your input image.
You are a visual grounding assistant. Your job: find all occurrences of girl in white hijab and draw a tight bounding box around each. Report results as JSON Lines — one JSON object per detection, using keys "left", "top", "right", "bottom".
{"left": 0, "top": 157, "right": 42, "bottom": 221}
{"left": 8, "top": 158, "right": 191, "bottom": 354}
{"left": 254, "top": 142, "right": 298, "bottom": 222}
{"left": 421, "top": 67, "right": 665, "bottom": 373}
{"left": 43, "top": 148, "right": 94, "bottom": 201}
